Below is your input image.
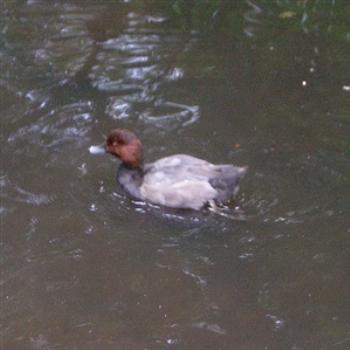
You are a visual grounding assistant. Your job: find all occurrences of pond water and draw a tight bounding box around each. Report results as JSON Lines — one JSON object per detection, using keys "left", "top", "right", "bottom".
{"left": 1, "top": 1, "right": 350, "bottom": 349}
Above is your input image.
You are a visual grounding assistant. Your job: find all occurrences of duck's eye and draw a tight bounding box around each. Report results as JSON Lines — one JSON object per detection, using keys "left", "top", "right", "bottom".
{"left": 116, "top": 139, "right": 126, "bottom": 146}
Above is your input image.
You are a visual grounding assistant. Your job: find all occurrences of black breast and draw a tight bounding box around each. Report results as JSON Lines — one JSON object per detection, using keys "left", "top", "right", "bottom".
{"left": 117, "top": 164, "right": 143, "bottom": 199}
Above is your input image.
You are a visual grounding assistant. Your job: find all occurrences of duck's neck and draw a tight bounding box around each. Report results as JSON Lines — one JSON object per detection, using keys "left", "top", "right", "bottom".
{"left": 117, "top": 163, "right": 144, "bottom": 200}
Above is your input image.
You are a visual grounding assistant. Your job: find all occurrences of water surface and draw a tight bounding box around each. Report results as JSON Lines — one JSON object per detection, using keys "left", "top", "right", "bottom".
{"left": 1, "top": 1, "right": 350, "bottom": 349}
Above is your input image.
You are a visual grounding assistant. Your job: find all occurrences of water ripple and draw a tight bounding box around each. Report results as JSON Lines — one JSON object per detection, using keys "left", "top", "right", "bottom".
{"left": 190, "top": 321, "right": 227, "bottom": 335}
{"left": 14, "top": 186, "right": 52, "bottom": 206}
{"left": 139, "top": 101, "right": 200, "bottom": 129}
{"left": 7, "top": 101, "right": 94, "bottom": 149}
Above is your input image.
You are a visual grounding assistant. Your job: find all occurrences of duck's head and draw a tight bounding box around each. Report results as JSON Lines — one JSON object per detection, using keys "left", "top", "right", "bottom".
{"left": 105, "top": 129, "right": 143, "bottom": 168}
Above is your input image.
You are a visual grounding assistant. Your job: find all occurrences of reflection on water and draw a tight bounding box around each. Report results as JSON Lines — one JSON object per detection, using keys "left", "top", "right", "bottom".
{"left": 1, "top": 1, "right": 350, "bottom": 349}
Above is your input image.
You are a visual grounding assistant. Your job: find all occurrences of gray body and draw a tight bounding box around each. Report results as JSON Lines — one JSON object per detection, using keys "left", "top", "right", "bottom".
{"left": 117, "top": 154, "right": 246, "bottom": 210}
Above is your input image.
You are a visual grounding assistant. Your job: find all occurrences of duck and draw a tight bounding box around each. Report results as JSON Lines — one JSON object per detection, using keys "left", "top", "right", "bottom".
{"left": 90, "top": 129, "right": 247, "bottom": 210}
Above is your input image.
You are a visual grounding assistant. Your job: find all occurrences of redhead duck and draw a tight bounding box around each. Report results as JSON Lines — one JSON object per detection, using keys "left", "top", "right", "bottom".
{"left": 90, "top": 129, "right": 247, "bottom": 210}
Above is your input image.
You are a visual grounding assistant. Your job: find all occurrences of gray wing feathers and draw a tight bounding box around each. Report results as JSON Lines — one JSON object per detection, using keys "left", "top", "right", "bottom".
{"left": 140, "top": 155, "right": 246, "bottom": 209}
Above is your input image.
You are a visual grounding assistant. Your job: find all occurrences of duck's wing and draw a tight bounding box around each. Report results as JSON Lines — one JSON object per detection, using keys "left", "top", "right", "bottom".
{"left": 141, "top": 155, "right": 218, "bottom": 209}
{"left": 144, "top": 154, "right": 212, "bottom": 170}
{"left": 141, "top": 155, "right": 247, "bottom": 209}
{"left": 143, "top": 154, "right": 217, "bottom": 182}
{"left": 140, "top": 177, "right": 218, "bottom": 210}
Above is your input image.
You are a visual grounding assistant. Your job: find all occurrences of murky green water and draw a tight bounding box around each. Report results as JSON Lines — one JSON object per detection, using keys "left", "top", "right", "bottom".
{"left": 1, "top": 1, "right": 350, "bottom": 349}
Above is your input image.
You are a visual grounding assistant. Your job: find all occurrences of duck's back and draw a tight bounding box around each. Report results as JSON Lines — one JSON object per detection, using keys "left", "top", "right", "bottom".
{"left": 140, "top": 154, "right": 246, "bottom": 210}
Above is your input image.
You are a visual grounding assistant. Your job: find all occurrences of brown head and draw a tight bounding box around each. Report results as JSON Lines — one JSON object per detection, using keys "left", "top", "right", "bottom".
{"left": 105, "top": 129, "right": 143, "bottom": 168}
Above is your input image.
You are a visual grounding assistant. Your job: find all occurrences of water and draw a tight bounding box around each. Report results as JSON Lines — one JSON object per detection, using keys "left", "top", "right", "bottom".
{"left": 1, "top": 1, "right": 350, "bottom": 349}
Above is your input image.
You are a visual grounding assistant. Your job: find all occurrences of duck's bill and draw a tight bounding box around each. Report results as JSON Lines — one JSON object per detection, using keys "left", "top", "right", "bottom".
{"left": 89, "top": 144, "right": 106, "bottom": 155}
{"left": 238, "top": 166, "right": 248, "bottom": 176}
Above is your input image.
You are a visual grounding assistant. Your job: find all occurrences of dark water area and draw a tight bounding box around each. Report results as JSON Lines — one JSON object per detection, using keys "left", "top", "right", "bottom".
{"left": 1, "top": 1, "right": 350, "bottom": 349}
